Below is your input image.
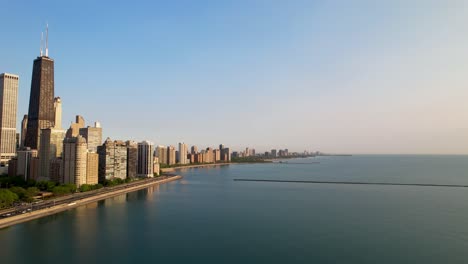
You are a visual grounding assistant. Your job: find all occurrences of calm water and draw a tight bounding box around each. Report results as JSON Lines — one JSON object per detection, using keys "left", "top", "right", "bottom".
{"left": 2, "top": 155, "right": 468, "bottom": 263}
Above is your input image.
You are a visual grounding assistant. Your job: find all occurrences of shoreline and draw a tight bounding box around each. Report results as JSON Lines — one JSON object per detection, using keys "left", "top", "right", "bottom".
{"left": 0, "top": 175, "right": 182, "bottom": 229}
{"left": 161, "top": 162, "right": 233, "bottom": 172}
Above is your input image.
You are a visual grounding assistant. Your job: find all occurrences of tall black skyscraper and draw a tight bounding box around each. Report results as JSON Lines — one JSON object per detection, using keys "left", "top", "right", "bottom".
{"left": 24, "top": 26, "right": 55, "bottom": 150}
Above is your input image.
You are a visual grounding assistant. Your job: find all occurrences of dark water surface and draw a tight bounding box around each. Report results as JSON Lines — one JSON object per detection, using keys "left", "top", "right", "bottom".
{"left": 2, "top": 155, "right": 468, "bottom": 263}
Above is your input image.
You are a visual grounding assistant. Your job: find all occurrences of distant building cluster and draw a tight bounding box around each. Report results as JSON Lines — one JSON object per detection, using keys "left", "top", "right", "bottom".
{"left": 155, "top": 143, "right": 231, "bottom": 166}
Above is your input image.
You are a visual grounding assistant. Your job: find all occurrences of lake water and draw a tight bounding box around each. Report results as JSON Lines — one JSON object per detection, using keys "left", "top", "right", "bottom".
{"left": 2, "top": 155, "right": 468, "bottom": 263}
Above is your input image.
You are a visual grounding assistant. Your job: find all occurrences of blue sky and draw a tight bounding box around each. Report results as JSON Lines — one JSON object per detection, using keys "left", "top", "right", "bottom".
{"left": 1, "top": 0, "right": 468, "bottom": 154}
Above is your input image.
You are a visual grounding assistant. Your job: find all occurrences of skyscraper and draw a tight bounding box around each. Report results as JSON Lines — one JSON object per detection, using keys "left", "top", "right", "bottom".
{"left": 155, "top": 145, "right": 168, "bottom": 165}
{"left": 191, "top": 145, "right": 198, "bottom": 154}
{"left": 0, "top": 73, "right": 19, "bottom": 164}
{"left": 86, "top": 152, "right": 99, "bottom": 185}
{"left": 97, "top": 138, "right": 127, "bottom": 181}
{"left": 20, "top": 114, "right": 28, "bottom": 148}
{"left": 62, "top": 135, "right": 87, "bottom": 187}
{"left": 178, "top": 142, "right": 188, "bottom": 164}
{"left": 53, "top": 97, "right": 62, "bottom": 129}
{"left": 25, "top": 26, "right": 55, "bottom": 150}
{"left": 39, "top": 127, "right": 65, "bottom": 179}
{"left": 16, "top": 148, "right": 38, "bottom": 180}
{"left": 137, "top": 141, "right": 154, "bottom": 178}
{"left": 167, "top": 146, "right": 176, "bottom": 165}
{"left": 79, "top": 122, "right": 102, "bottom": 152}
{"left": 66, "top": 115, "right": 85, "bottom": 138}
{"left": 214, "top": 149, "right": 221, "bottom": 162}
{"left": 126, "top": 140, "right": 138, "bottom": 179}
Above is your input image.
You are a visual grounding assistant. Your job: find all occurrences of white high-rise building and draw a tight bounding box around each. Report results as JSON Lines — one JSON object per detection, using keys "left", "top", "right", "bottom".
{"left": 137, "top": 141, "right": 154, "bottom": 177}
{"left": 54, "top": 97, "right": 62, "bottom": 129}
{"left": 178, "top": 142, "right": 188, "bottom": 164}
{"left": 0, "top": 73, "right": 19, "bottom": 165}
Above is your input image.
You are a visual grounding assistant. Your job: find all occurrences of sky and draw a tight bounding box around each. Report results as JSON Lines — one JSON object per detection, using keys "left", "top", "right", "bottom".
{"left": 1, "top": 0, "right": 468, "bottom": 154}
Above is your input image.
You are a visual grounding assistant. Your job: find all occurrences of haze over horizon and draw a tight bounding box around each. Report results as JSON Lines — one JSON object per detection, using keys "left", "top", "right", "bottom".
{"left": 1, "top": 1, "right": 467, "bottom": 154}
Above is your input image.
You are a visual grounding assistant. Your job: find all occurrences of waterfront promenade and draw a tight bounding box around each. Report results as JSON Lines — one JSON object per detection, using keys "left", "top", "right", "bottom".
{"left": 0, "top": 175, "right": 182, "bottom": 229}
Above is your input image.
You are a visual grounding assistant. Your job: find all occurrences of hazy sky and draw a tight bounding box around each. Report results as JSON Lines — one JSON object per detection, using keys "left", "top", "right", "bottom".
{"left": 1, "top": 0, "right": 467, "bottom": 154}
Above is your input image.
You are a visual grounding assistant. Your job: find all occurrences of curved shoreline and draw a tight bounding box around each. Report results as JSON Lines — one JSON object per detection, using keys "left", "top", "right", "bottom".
{"left": 0, "top": 175, "right": 182, "bottom": 229}
{"left": 160, "top": 163, "right": 233, "bottom": 172}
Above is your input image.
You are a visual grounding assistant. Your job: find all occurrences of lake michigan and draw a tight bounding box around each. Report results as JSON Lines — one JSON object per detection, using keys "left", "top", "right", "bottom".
{"left": 1, "top": 155, "right": 468, "bottom": 263}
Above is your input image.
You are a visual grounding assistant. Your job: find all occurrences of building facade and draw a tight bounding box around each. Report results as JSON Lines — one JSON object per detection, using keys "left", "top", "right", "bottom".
{"left": 63, "top": 136, "right": 88, "bottom": 187}
{"left": 79, "top": 122, "right": 102, "bottom": 152}
{"left": 137, "top": 141, "right": 154, "bottom": 178}
{"left": 178, "top": 142, "right": 188, "bottom": 164}
{"left": 86, "top": 152, "right": 99, "bottom": 185}
{"left": 16, "top": 148, "right": 38, "bottom": 180}
{"left": 25, "top": 55, "right": 55, "bottom": 150}
{"left": 0, "top": 73, "right": 19, "bottom": 164}
{"left": 167, "top": 146, "right": 176, "bottom": 165}
{"left": 49, "top": 158, "right": 62, "bottom": 183}
{"left": 97, "top": 138, "right": 127, "bottom": 181}
{"left": 155, "top": 145, "right": 167, "bottom": 165}
{"left": 126, "top": 140, "right": 138, "bottom": 179}
{"left": 20, "top": 114, "right": 28, "bottom": 148}
{"left": 39, "top": 128, "right": 65, "bottom": 179}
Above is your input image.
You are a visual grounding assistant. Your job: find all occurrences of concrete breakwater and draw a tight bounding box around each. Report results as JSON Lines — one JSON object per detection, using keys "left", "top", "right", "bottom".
{"left": 0, "top": 175, "right": 182, "bottom": 229}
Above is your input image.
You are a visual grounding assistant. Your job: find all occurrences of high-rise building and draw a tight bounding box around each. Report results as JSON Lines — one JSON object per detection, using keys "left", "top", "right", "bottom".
{"left": 20, "top": 114, "right": 28, "bottom": 148}
{"left": 188, "top": 153, "right": 195, "bottom": 163}
{"left": 49, "top": 158, "right": 62, "bottom": 183}
{"left": 167, "top": 146, "right": 176, "bottom": 165}
{"left": 203, "top": 147, "right": 213, "bottom": 163}
{"left": 53, "top": 97, "right": 62, "bottom": 129}
{"left": 126, "top": 140, "right": 138, "bottom": 179}
{"left": 223, "top": 147, "right": 231, "bottom": 162}
{"left": 30, "top": 157, "right": 40, "bottom": 180}
{"left": 63, "top": 135, "right": 87, "bottom": 187}
{"left": 155, "top": 145, "right": 167, "bottom": 165}
{"left": 66, "top": 115, "right": 85, "bottom": 138}
{"left": 214, "top": 149, "right": 221, "bottom": 162}
{"left": 16, "top": 148, "right": 38, "bottom": 180}
{"left": 0, "top": 73, "right": 19, "bottom": 164}
{"left": 15, "top": 133, "right": 20, "bottom": 150}
{"left": 220, "top": 146, "right": 231, "bottom": 162}
{"left": 97, "top": 138, "right": 127, "bottom": 181}
{"left": 25, "top": 27, "right": 55, "bottom": 150}
{"left": 191, "top": 145, "right": 198, "bottom": 154}
{"left": 271, "top": 149, "right": 277, "bottom": 157}
{"left": 153, "top": 157, "right": 160, "bottom": 176}
{"left": 8, "top": 158, "right": 17, "bottom": 177}
{"left": 79, "top": 122, "right": 102, "bottom": 152}
{"left": 39, "top": 128, "right": 65, "bottom": 179}
{"left": 86, "top": 152, "right": 99, "bottom": 185}
{"left": 178, "top": 142, "right": 188, "bottom": 164}
{"left": 137, "top": 141, "right": 154, "bottom": 178}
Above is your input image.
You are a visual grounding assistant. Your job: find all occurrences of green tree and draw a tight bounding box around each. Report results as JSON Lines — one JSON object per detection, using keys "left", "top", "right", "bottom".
{"left": 0, "top": 189, "right": 19, "bottom": 208}
{"left": 79, "top": 184, "right": 92, "bottom": 192}
{"left": 9, "top": 186, "right": 27, "bottom": 200}
{"left": 63, "top": 184, "right": 77, "bottom": 193}
{"left": 26, "top": 187, "right": 39, "bottom": 195}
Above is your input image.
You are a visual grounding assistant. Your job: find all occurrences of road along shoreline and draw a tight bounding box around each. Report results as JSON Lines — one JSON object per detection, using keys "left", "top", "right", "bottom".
{"left": 0, "top": 175, "right": 182, "bottom": 229}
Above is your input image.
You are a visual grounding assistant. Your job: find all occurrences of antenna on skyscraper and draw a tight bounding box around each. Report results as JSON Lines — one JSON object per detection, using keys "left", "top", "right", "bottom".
{"left": 45, "top": 23, "right": 49, "bottom": 57}
{"left": 40, "top": 32, "right": 43, "bottom": 56}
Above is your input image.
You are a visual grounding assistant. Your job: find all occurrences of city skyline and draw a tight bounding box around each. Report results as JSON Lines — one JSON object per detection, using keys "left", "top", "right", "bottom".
{"left": 1, "top": 1, "right": 468, "bottom": 154}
